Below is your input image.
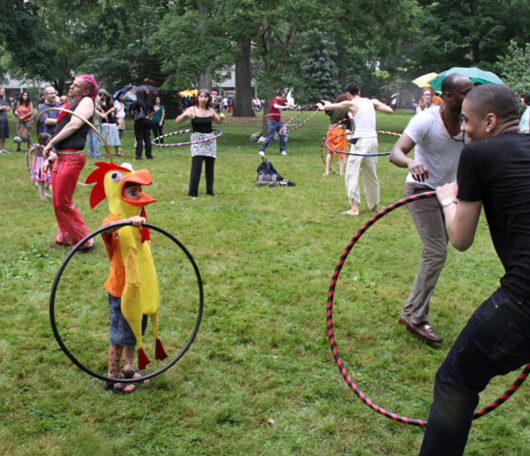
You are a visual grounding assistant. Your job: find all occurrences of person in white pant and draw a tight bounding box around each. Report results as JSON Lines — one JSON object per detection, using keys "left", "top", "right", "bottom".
{"left": 318, "top": 83, "right": 393, "bottom": 215}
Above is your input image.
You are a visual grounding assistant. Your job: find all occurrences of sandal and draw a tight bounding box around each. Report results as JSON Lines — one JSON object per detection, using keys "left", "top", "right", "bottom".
{"left": 116, "top": 152, "right": 124, "bottom": 156}
{"left": 104, "top": 375, "right": 135, "bottom": 394}
{"left": 122, "top": 368, "right": 149, "bottom": 385}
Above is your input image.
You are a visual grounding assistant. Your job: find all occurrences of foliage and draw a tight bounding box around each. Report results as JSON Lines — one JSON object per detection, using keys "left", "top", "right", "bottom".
{"left": 496, "top": 40, "right": 530, "bottom": 98}
{"left": 409, "top": 0, "right": 530, "bottom": 73}
{"left": 299, "top": 33, "right": 341, "bottom": 103}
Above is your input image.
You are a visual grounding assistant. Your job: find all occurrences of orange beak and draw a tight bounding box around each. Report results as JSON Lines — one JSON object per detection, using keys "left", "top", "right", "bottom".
{"left": 120, "top": 169, "right": 157, "bottom": 207}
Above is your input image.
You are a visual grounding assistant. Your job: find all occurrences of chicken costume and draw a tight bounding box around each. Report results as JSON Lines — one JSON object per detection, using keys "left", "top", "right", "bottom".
{"left": 86, "top": 162, "right": 167, "bottom": 370}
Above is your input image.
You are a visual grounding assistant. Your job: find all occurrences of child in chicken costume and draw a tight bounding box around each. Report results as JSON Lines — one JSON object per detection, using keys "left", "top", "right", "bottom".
{"left": 86, "top": 162, "right": 167, "bottom": 393}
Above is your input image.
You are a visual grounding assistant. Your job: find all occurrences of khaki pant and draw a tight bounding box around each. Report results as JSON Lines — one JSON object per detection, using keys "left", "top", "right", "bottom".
{"left": 401, "top": 183, "right": 449, "bottom": 325}
{"left": 344, "top": 137, "right": 379, "bottom": 209}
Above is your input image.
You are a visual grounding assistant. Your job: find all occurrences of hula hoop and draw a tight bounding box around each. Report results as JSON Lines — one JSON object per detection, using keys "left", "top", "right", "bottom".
{"left": 280, "top": 105, "right": 320, "bottom": 135}
{"left": 26, "top": 145, "right": 53, "bottom": 198}
{"left": 324, "top": 130, "right": 403, "bottom": 157}
{"left": 35, "top": 107, "right": 112, "bottom": 187}
{"left": 153, "top": 129, "right": 223, "bottom": 148}
{"left": 320, "top": 118, "right": 350, "bottom": 175}
{"left": 327, "top": 191, "right": 530, "bottom": 427}
{"left": 50, "top": 221, "right": 204, "bottom": 384}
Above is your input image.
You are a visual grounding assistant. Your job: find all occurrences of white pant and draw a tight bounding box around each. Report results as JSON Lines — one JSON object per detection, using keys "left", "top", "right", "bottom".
{"left": 344, "top": 137, "right": 379, "bottom": 209}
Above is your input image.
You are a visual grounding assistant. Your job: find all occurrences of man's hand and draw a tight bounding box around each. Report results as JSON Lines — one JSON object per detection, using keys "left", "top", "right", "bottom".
{"left": 436, "top": 182, "right": 458, "bottom": 202}
{"left": 43, "top": 142, "right": 54, "bottom": 157}
{"left": 408, "top": 160, "right": 429, "bottom": 182}
{"left": 316, "top": 100, "right": 331, "bottom": 110}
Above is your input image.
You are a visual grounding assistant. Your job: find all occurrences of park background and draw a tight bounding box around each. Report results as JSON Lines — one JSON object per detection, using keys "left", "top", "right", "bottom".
{"left": 2, "top": 0, "right": 530, "bottom": 455}
{"left": 2, "top": 111, "right": 530, "bottom": 455}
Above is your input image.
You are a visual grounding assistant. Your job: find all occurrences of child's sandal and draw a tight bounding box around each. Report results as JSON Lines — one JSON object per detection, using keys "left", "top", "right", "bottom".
{"left": 122, "top": 368, "right": 149, "bottom": 385}
{"left": 104, "top": 374, "right": 135, "bottom": 394}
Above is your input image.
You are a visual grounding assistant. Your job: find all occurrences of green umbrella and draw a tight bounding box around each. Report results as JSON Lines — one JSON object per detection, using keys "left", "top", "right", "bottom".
{"left": 429, "top": 67, "right": 504, "bottom": 92}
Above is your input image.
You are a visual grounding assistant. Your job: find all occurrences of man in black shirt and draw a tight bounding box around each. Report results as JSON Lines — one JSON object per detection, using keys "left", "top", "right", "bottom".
{"left": 419, "top": 84, "right": 530, "bottom": 455}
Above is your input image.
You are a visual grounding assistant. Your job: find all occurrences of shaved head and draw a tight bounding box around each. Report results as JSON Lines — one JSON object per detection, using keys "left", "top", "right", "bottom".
{"left": 441, "top": 73, "right": 472, "bottom": 95}
{"left": 465, "top": 84, "right": 520, "bottom": 123}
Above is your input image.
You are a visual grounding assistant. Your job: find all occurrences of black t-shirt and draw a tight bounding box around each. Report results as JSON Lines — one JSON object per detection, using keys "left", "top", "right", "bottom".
{"left": 457, "top": 131, "right": 530, "bottom": 298}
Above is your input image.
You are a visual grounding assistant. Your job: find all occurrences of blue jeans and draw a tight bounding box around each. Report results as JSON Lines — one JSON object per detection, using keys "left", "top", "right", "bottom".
{"left": 259, "top": 119, "right": 286, "bottom": 152}
{"left": 420, "top": 287, "right": 530, "bottom": 455}
{"left": 87, "top": 125, "right": 101, "bottom": 158}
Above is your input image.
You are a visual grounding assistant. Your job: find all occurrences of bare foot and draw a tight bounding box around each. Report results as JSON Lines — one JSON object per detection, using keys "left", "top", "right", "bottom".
{"left": 370, "top": 205, "right": 379, "bottom": 212}
{"left": 342, "top": 209, "right": 360, "bottom": 215}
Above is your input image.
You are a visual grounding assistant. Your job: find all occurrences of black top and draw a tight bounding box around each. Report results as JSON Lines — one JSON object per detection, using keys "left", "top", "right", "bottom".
{"left": 55, "top": 98, "right": 93, "bottom": 151}
{"left": 457, "top": 131, "right": 530, "bottom": 298}
{"left": 191, "top": 108, "right": 213, "bottom": 133}
{"left": 100, "top": 99, "right": 116, "bottom": 124}
{"left": 131, "top": 100, "right": 154, "bottom": 124}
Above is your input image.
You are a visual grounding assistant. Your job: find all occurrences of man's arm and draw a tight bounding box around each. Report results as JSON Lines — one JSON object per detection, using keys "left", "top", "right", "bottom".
{"left": 372, "top": 98, "right": 394, "bottom": 114}
{"left": 436, "top": 182, "right": 482, "bottom": 251}
{"left": 316, "top": 100, "right": 354, "bottom": 112}
{"left": 389, "top": 133, "right": 429, "bottom": 182}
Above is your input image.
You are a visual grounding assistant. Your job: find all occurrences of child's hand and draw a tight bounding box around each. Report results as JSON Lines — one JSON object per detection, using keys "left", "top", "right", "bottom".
{"left": 129, "top": 216, "right": 147, "bottom": 228}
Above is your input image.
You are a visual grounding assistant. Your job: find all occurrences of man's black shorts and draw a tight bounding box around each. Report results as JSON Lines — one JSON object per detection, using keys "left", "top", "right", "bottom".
{"left": 0, "top": 119, "right": 9, "bottom": 140}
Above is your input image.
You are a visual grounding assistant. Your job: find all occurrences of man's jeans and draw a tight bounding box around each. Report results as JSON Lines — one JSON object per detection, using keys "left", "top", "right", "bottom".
{"left": 420, "top": 287, "right": 530, "bottom": 455}
{"left": 259, "top": 119, "right": 286, "bottom": 152}
{"left": 87, "top": 126, "right": 101, "bottom": 158}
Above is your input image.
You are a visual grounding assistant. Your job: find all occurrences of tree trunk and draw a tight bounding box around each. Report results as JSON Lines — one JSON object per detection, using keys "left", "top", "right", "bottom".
{"left": 233, "top": 39, "right": 255, "bottom": 117}
{"left": 198, "top": 68, "right": 212, "bottom": 91}
{"left": 197, "top": 1, "right": 212, "bottom": 90}
{"left": 261, "top": 83, "right": 274, "bottom": 136}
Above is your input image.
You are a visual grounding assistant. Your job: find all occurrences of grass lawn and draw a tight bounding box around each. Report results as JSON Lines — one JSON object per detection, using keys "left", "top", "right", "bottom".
{"left": 1, "top": 110, "right": 530, "bottom": 455}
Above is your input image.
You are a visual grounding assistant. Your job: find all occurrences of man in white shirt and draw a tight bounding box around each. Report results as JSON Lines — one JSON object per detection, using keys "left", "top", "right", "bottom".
{"left": 390, "top": 74, "right": 473, "bottom": 343}
{"left": 318, "top": 83, "right": 394, "bottom": 215}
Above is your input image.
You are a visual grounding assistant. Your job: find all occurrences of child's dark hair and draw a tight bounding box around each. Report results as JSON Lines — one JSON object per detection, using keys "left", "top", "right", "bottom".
{"left": 38, "top": 132, "right": 51, "bottom": 146}
{"left": 124, "top": 181, "right": 141, "bottom": 189}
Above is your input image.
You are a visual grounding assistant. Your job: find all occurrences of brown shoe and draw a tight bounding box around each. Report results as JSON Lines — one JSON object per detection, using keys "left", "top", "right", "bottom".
{"left": 406, "top": 321, "right": 443, "bottom": 343}
{"left": 398, "top": 317, "right": 407, "bottom": 325}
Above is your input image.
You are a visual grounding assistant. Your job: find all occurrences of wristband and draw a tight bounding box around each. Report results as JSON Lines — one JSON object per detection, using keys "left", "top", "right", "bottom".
{"left": 441, "top": 198, "right": 457, "bottom": 208}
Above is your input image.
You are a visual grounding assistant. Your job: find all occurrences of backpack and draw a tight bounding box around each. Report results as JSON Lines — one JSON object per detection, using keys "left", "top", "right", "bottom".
{"left": 256, "top": 159, "right": 288, "bottom": 187}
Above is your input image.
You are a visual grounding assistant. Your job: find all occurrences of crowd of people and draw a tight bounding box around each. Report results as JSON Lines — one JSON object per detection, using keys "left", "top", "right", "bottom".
{"left": 2, "top": 73, "right": 530, "bottom": 455}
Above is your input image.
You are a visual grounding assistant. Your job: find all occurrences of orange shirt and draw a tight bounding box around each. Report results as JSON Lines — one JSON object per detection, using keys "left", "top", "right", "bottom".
{"left": 101, "top": 214, "right": 126, "bottom": 297}
{"left": 16, "top": 103, "right": 33, "bottom": 122}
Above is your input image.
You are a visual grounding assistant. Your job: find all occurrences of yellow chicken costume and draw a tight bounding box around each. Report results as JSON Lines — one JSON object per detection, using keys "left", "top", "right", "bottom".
{"left": 86, "top": 162, "right": 167, "bottom": 370}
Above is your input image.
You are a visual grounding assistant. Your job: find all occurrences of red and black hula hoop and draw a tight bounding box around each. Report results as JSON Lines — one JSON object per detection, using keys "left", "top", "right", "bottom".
{"left": 280, "top": 104, "right": 320, "bottom": 135}
{"left": 327, "top": 191, "right": 530, "bottom": 427}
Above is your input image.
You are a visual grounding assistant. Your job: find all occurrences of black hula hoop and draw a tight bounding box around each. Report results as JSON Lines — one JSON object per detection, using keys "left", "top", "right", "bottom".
{"left": 153, "top": 129, "right": 223, "bottom": 147}
{"left": 327, "top": 191, "right": 530, "bottom": 427}
{"left": 280, "top": 105, "right": 320, "bottom": 135}
{"left": 50, "top": 221, "right": 204, "bottom": 384}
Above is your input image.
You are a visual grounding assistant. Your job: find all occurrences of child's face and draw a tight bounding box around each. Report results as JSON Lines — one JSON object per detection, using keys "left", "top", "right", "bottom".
{"left": 123, "top": 185, "right": 142, "bottom": 201}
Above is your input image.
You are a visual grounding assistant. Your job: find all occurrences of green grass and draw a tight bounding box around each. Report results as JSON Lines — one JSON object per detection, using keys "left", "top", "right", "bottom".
{"left": 1, "top": 110, "right": 530, "bottom": 455}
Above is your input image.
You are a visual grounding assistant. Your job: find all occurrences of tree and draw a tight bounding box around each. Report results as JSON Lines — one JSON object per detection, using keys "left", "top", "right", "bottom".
{"left": 497, "top": 40, "right": 530, "bottom": 98}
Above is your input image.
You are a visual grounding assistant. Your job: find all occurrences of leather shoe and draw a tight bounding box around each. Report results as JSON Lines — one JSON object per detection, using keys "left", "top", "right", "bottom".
{"left": 406, "top": 321, "right": 443, "bottom": 343}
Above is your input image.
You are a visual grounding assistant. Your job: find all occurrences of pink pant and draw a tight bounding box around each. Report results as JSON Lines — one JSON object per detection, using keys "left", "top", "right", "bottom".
{"left": 51, "top": 153, "right": 93, "bottom": 248}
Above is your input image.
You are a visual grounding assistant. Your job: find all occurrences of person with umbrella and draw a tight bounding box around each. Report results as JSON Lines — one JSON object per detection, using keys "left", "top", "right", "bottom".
{"left": 130, "top": 89, "right": 155, "bottom": 160}
{"left": 390, "top": 73, "right": 473, "bottom": 343}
